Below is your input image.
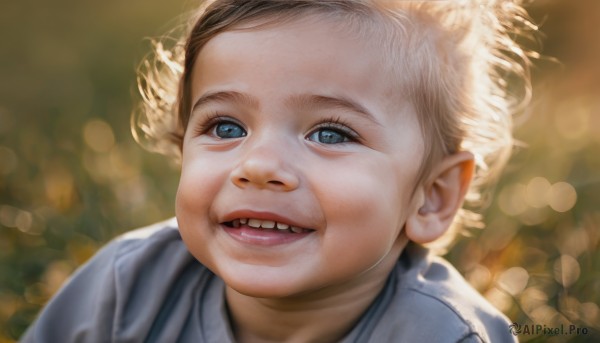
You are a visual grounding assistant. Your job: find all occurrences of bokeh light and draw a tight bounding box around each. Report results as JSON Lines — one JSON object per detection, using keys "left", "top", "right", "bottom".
{"left": 553, "top": 254, "right": 581, "bottom": 288}
{"left": 525, "top": 177, "right": 551, "bottom": 209}
{"left": 497, "top": 267, "right": 530, "bottom": 296}
{"left": 83, "top": 119, "right": 115, "bottom": 153}
{"left": 548, "top": 182, "right": 577, "bottom": 213}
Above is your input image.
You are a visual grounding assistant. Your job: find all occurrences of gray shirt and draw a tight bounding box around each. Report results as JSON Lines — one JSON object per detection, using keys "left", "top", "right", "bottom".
{"left": 21, "top": 219, "right": 516, "bottom": 342}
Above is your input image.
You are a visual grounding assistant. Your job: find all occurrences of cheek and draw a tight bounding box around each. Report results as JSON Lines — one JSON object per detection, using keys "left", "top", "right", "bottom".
{"left": 320, "top": 155, "right": 413, "bottom": 216}
{"left": 175, "top": 152, "right": 231, "bottom": 256}
{"left": 314, "top": 158, "right": 415, "bottom": 258}
{"left": 177, "top": 148, "right": 235, "bottom": 203}
{"left": 177, "top": 160, "right": 218, "bottom": 214}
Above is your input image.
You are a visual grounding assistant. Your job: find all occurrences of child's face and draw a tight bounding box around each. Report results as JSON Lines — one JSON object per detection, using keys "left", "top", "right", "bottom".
{"left": 176, "top": 17, "right": 425, "bottom": 298}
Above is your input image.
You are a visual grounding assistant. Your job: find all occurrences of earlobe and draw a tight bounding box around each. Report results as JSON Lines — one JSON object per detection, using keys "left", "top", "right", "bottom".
{"left": 405, "top": 151, "right": 474, "bottom": 244}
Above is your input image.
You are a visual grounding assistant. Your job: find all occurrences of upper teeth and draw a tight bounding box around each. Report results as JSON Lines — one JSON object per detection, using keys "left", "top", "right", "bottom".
{"left": 237, "top": 218, "right": 303, "bottom": 232}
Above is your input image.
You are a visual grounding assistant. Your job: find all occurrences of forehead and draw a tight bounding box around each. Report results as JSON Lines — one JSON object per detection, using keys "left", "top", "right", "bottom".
{"left": 190, "top": 15, "right": 411, "bottom": 119}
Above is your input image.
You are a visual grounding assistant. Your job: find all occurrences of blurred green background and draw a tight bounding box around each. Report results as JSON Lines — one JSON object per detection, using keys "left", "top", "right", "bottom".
{"left": 0, "top": 0, "right": 599, "bottom": 342}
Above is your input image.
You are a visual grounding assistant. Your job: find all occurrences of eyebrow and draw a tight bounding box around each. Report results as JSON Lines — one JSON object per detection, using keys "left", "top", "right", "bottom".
{"left": 191, "top": 90, "right": 259, "bottom": 113}
{"left": 191, "top": 91, "right": 380, "bottom": 125}
{"left": 286, "top": 94, "right": 381, "bottom": 125}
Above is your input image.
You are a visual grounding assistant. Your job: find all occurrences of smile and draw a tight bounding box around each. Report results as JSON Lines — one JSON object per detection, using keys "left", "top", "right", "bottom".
{"left": 223, "top": 218, "right": 312, "bottom": 234}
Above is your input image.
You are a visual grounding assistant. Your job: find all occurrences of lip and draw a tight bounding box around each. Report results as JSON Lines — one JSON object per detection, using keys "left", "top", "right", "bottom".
{"left": 220, "top": 209, "right": 315, "bottom": 246}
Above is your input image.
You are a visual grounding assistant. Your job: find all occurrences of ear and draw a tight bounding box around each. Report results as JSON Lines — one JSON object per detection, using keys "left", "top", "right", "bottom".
{"left": 405, "top": 151, "right": 474, "bottom": 244}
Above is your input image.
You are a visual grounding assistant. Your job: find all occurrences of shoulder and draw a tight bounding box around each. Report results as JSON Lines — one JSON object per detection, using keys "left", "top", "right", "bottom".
{"left": 21, "top": 218, "right": 212, "bottom": 342}
{"left": 374, "top": 244, "right": 516, "bottom": 343}
{"left": 111, "top": 217, "right": 193, "bottom": 274}
{"left": 76, "top": 217, "right": 197, "bottom": 292}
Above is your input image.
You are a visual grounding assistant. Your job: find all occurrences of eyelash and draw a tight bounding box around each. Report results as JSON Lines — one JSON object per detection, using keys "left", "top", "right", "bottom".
{"left": 193, "top": 113, "right": 239, "bottom": 136}
{"left": 308, "top": 117, "right": 360, "bottom": 142}
{"left": 192, "top": 113, "right": 360, "bottom": 142}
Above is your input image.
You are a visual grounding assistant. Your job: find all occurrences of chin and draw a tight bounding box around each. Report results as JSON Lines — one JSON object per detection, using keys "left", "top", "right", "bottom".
{"left": 231, "top": 284, "right": 293, "bottom": 299}
{"left": 221, "top": 269, "right": 314, "bottom": 299}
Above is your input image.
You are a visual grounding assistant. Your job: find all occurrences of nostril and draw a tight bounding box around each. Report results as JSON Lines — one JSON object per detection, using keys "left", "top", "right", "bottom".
{"left": 237, "top": 178, "right": 284, "bottom": 186}
{"left": 230, "top": 161, "right": 299, "bottom": 190}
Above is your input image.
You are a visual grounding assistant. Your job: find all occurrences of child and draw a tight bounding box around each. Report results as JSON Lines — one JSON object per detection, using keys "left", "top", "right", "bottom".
{"left": 22, "top": 0, "right": 537, "bottom": 342}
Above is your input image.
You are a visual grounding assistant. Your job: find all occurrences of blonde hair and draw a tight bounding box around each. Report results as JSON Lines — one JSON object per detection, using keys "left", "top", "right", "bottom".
{"left": 133, "top": 0, "right": 538, "bottom": 251}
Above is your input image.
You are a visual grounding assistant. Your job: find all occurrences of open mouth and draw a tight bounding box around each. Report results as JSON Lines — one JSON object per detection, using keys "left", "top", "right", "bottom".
{"left": 222, "top": 218, "right": 313, "bottom": 234}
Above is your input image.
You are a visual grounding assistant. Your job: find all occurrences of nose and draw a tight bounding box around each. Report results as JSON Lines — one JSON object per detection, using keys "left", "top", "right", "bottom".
{"left": 230, "top": 143, "right": 300, "bottom": 191}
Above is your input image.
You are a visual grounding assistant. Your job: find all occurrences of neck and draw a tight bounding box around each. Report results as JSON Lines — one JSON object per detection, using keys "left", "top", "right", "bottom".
{"left": 225, "top": 239, "right": 407, "bottom": 343}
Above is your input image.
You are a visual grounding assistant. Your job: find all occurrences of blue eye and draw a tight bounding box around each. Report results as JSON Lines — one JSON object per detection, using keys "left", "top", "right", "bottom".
{"left": 307, "top": 128, "right": 351, "bottom": 144}
{"left": 214, "top": 121, "right": 246, "bottom": 139}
